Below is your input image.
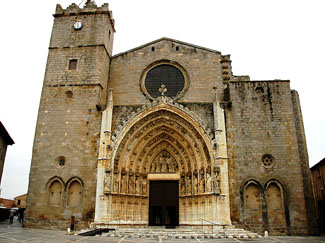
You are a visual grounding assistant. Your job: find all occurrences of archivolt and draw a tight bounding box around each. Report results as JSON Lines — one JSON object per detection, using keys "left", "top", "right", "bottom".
{"left": 111, "top": 104, "right": 214, "bottom": 174}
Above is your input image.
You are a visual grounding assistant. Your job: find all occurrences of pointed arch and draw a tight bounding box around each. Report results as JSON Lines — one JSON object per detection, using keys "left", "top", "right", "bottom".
{"left": 241, "top": 179, "right": 264, "bottom": 227}
{"left": 264, "top": 179, "right": 288, "bottom": 232}
{"left": 46, "top": 176, "right": 64, "bottom": 206}
{"left": 240, "top": 178, "right": 263, "bottom": 195}
{"left": 66, "top": 176, "right": 84, "bottom": 188}
{"left": 139, "top": 135, "right": 192, "bottom": 173}
{"left": 66, "top": 177, "right": 84, "bottom": 207}
{"left": 111, "top": 102, "right": 215, "bottom": 174}
{"left": 242, "top": 179, "right": 263, "bottom": 210}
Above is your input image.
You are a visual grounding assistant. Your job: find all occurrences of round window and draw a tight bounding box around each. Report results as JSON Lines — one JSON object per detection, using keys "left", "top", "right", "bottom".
{"left": 55, "top": 156, "right": 66, "bottom": 168}
{"left": 261, "top": 154, "right": 274, "bottom": 168}
{"left": 144, "top": 64, "right": 185, "bottom": 99}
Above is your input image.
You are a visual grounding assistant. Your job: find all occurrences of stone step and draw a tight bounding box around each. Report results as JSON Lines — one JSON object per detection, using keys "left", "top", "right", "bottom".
{"left": 96, "top": 227, "right": 262, "bottom": 239}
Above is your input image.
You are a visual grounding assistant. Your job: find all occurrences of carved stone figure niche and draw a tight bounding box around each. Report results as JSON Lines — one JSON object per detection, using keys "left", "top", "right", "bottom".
{"left": 213, "top": 167, "right": 221, "bottom": 194}
{"left": 111, "top": 168, "right": 148, "bottom": 196}
{"left": 104, "top": 170, "right": 112, "bottom": 194}
{"left": 178, "top": 166, "right": 220, "bottom": 196}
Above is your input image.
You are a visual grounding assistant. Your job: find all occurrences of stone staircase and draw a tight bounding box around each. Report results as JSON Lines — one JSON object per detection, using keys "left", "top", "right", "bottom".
{"left": 89, "top": 227, "right": 262, "bottom": 239}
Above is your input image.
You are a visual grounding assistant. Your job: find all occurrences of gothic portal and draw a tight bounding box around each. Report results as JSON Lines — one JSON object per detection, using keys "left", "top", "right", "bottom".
{"left": 25, "top": 1, "right": 318, "bottom": 235}
{"left": 95, "top": 99, "right": 229, "bottom": 226}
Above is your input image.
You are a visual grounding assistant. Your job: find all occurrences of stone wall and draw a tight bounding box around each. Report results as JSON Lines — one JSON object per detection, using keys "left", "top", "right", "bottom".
{"left": 226, "top": 80, "right": 310, "bottom": 235}
{"left": 291, "top": 90, "right": 319, "bottom": 234}
{"left": 25, "top": 85, "right": 103, "bottom": 229}
{"left": 311, "top": 159, "right": 325, "bottom": 232}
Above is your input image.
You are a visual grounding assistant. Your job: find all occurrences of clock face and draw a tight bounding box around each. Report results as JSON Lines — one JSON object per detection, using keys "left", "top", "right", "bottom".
{"left": 74, "top": 21, "right": 83, "bottom": 30}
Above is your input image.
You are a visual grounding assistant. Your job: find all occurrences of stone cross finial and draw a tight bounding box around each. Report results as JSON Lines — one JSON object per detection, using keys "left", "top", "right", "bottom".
{"left": 159, "top": 84, "right": 167, "bottom": 96}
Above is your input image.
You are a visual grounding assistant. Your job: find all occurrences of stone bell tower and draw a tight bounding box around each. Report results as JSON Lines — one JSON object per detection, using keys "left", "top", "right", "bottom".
{"left": 25, "top": 1, "right": 115, "bottom": 229}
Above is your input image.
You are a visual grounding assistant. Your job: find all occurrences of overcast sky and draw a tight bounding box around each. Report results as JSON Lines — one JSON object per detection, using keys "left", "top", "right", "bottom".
{"left": 0, "top": 0, "right": 324, "bottom": 199}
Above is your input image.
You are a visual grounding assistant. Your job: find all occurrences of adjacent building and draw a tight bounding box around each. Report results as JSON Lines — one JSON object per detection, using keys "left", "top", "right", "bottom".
{"left": 0, "top": 121, "right": 14, "bottom": 187}
{"left": 25, "top": 1, "right": 318, "bottom": 235}
{"left": 14, "top": 193, "right": 27, "bottom": 209}
{"left": 311, "top": 158, "right": 325, "bottom": 232}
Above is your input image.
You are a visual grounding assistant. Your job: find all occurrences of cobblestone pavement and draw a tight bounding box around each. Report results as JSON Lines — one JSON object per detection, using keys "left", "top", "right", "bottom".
{"left": 0, "top": 218, "right": 324, "bottom": 243}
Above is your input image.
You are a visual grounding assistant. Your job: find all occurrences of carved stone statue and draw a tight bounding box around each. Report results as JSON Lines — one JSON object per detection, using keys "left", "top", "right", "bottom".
{"left": 200, "top": 176, "right": 205, "bottom": 193}
{"left": 180, "top": 176, "right": 186, "bottom": 195}
{"left": 104, "top": 171, "right": 111, "bottom": 193}
{"left": 193, "top": 175, "right": 198, "bottom": 194}
{"left": 135, "top": 176, "right": 141, "bottom": 195}
{"left": 206, "top": 172, "right": 212, "bottom": 192}
{"left": 113, "top": 173, "right": 119, "bottom": 193}
{"left": 121, "top": 174, "right": 127, "bottom": 193}
{"left": 161, "top": 156, "right": 167, "bottom": 172}
{"left": 142, "top": 178, "right": 147, "bottom": 195}
{"left": 156, "top": 160, "right": 162, "bottom": 172}
{"left": 213, "top": 171, "right": 221, "bottom": 193}
{"left": 187, "top": 176, "right": 192, "bottom": 194}
{"left": 128, "top": 175, "right": 134, "bottom": 194}
{"left": 150, "top": 162, "right": 156, "bottom": 172}
{"left": 168, "top": 158, "right": 176, "bottom": 172}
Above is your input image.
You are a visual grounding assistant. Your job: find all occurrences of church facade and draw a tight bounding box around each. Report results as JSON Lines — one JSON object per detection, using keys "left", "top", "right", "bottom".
{"left": 25, "top": 2, "right": 318, "bottom": 235}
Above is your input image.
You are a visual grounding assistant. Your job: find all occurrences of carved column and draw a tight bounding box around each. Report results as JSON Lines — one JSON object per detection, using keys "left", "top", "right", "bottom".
{"left": 95, "top": 89, "right": 114, "bottom": 223}
{"left": 212, "top": 87, "right": 231, "bottom": 224}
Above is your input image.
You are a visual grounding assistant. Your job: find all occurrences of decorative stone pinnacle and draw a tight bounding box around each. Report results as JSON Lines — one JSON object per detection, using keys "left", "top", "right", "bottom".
{"left": 159, "top": 84, "right": 167, "bottom": 96}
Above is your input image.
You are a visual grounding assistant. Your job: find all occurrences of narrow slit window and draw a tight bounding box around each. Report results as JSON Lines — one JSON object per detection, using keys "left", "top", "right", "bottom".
{"left": 69, "top": 59, "right": 78, "bottom": 70}
{"left": 151, "top": 47, "right": 155, "bottom": 52}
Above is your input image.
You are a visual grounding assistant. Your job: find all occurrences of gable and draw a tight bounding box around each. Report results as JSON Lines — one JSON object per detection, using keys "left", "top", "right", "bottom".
{"left": 109, "top": 38, "right": 225, "bottom": 105}
{"left": 112, "top": 37, "right": 221, "bottom": 58}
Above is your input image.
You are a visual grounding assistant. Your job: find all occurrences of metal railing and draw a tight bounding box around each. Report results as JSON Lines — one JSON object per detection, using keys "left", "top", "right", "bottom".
{"left": 199, "top": 218, "right": 231, "bottom": 235}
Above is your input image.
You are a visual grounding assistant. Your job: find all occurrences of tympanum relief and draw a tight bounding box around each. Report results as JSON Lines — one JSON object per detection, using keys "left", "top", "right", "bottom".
{"left": 150, "top": 150, "right": 178, "bottom": 173}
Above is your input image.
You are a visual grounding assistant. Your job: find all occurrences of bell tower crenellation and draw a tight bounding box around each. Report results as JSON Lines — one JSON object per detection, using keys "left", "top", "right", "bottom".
{"left": 51, "top": 2, "right": 115, "bottom": 56}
